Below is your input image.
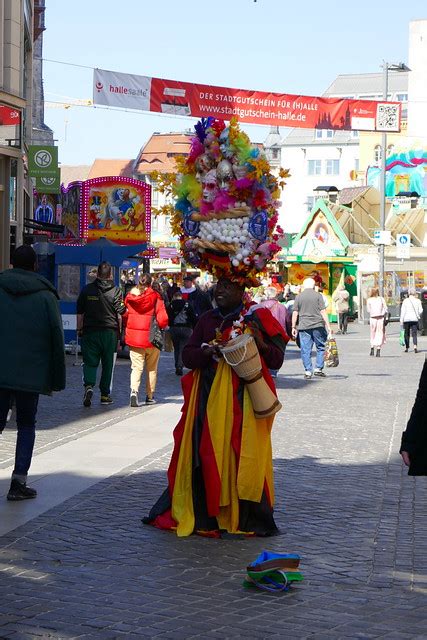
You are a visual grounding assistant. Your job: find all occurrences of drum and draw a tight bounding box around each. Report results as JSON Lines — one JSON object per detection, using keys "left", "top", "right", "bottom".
{"left": 220, "top": 333, "right": 282, "bottom": 418}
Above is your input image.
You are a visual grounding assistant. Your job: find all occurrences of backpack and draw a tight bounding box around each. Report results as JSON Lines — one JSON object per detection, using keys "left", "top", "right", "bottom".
{"left": 174, "top": 303, "right": 190, "bottom": 325}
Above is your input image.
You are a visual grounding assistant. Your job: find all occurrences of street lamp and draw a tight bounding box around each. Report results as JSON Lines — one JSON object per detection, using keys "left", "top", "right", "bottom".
{"left": 378, "top": 61, "right": 410, "bottom": 297}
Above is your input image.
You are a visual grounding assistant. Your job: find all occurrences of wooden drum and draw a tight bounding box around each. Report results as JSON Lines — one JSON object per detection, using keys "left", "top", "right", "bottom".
{"left": 220, "top": 334, "right": 282, "bottom": 419}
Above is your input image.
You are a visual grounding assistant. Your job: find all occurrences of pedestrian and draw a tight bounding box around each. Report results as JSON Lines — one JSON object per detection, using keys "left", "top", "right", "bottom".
{"left": 167, "top": 291, "right": 197, "bottom": 376}
{"left": 181, "top": 274, "right": 212, "bottom": 320}
{"left": 400, "top": 288, "right": 422, "bottom": 353}
{"left": 77, "top": 261, "right": 125, "bottom": 407}
{"left": 291, "top": 277, "right": 332, "bottom": 379}
{"left": 124, "top": 274, "right": 168, "bottom": 407}
{"left": 259, "top": 286, "right": 290, "bottom": 377}
{"left": 0, "top": 245, "right": 65, "bottom": 501}
{"left": 143, "top": 277, "right": 288, "bottom": 537}
{"left": 366, "top": 287, "right": 388, "bottom": 357}
{"left": 333, "top": 285, "right": 350, "bottom": 334}
{"left": 400, "top": 359, "right": 427, "bottom": 474}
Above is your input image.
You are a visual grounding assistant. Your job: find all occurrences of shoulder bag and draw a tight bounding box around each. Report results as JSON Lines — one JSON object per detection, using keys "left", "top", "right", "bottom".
{"left": 149, "top": 299, "right": 164, "bottom": 350}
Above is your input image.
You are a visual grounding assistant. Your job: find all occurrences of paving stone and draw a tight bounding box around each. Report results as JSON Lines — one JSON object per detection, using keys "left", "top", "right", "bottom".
{"left": 0, "top": 326, "right": 426, "bottom": 636}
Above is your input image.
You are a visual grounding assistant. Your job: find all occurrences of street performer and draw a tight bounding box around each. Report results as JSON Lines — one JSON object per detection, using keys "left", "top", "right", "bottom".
{"left": 144, "top": 117, "right": 290, "bottom": 537}
{"left": 143, "top": 277, "right": 288, "bottom": 536}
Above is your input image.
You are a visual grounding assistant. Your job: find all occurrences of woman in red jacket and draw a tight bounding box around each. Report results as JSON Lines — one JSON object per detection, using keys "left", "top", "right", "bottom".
{"left": 124, "top": 274, "right": 168, "bottom": 407}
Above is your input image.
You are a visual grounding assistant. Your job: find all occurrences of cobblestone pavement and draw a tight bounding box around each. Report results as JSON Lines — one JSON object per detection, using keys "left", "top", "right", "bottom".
{"left": 1, "top": 323, "right": 427, "bottom": 639}
{"left": 0, "top": 351, "right": 183, "bottom": 469}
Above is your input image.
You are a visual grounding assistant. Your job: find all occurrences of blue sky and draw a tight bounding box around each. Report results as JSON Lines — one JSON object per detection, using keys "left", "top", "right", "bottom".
{"left": 42, "top": 0, "right": 426, "bottom": 166}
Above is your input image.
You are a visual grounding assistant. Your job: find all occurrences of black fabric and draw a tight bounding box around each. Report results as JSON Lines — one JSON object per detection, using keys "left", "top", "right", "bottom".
{"left": 168, "top": 299, "right": 197, "bottom": 328}
{"left": 185, "top": 288, "right": 212, "bottom": 319}
{"left": 403, "top": 321, "right": 418, "bottom": 349}
{"left": 77, "top": 279, "right": 125, "bottom": 333}
{"left": 400, "top": 359, "right": 427, "bottom": 475}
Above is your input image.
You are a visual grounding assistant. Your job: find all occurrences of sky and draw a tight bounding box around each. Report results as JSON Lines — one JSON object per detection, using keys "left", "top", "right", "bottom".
{"left": 42, "top": 0, "right": 427, "bottom": 166}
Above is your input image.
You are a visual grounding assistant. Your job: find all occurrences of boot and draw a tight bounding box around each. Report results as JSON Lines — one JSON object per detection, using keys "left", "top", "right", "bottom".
{"left": 370, "top": 347, "right": 374, "bottom": 356}
{"left": 7, "top": 479, "right": 37, "bottom": 501}
{"left": 376, "top": 348, "right": 381, "bottom": 357}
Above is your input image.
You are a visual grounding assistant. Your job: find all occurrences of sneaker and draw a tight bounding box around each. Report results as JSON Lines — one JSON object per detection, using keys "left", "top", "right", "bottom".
{"left": 414, "top": 347, "right": 418, "bottom": 353}
{"left": 370, "top": 348, "right": 375, "bottom": 357}
{"left": 313, "top": 369, "right": 326, "bottom": 377}
{"left": 130, "top": 391, "right": 139, "bottom": 407}
{"left": 7, "top": 479, "right": 37, "bottom": 501}
{"left": 145, "top": 396, "right": 157, "bottom": 405}
{"left": 304, "top": 371, "right": 313, "bottom": 379}
{"left": 404, "top": 348, "right": 409, "bottom": 353}
{"left": 83, "top": 386, "right": 93, "bottom": 407}
{"left": 100, "top": 395, "right": 113, "bottom": 405}
{"left": 175, "top": 367, "right": 183, "bottom": 376}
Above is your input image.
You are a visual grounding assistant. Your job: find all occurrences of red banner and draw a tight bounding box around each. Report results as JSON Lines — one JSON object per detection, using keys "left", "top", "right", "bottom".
{"left": 0, "top": 105, "right": 21, "bottom": 125}
{"left": 94, "top": 69, "right": 402, "bottom": 132}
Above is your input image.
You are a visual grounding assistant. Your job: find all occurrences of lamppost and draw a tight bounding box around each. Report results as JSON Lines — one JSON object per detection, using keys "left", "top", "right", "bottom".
{"left": 378, "top": 61, "right": 410, "bottom": 297}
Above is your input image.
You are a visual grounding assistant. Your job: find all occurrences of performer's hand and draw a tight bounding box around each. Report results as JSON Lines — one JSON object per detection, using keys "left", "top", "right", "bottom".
{"left": 401, "top": 451, "right": 411, "bottom": 467}
{"left": 291, "top": 327, "right": 298, "bottom": 339}
{"left": 202, "top": 344, "right": 222, "bottom": 358}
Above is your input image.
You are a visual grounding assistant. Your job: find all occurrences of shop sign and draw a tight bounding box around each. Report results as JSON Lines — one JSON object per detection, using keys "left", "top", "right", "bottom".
{"left": 373, "top": 230, "right": 392, "bottom": 245}
{"left": 0, "top": 104, "right": 21, "bottom": 148}
{"left": 159, "top": 247, "right": 178, "bottom": 259}
{"left": 93, "top": 68, "right": 401, "bottom": 132}
{"left": 28, "top": 145, "right": 58, "bottom": 177}
{"left": 396, "top": 233, "right": 410, "bottom": 259}
{"left": 35, "top": 170, "right": 61, "bottom": 194}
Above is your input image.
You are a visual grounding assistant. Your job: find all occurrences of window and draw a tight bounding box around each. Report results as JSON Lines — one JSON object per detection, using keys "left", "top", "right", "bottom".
{"left": 316, "top": 129, "right": 333, "bottom": 139}
{"left": 306, "top": 196, "right": 315, "bottom": 211}
{"left": 315, "top": 129, "right": 324, "bottom": 139}
{"left": 396, "top": 93, "right": 408, "bottom": 102}
{"left": 374, "top": 145, "right": 382, "bottom": 164}
{"left": 151, "top": 189, "right": 159, "bottom": 206}
{"left": 271, "top": 147, "right": 280, "bottom": 160}
{"left": 355, "top": 159, "right": 360, "bottom": 171}
{"left": 326, "top": 130, "right": 334, "bottom": 138}
{"left": 326, "top": 159, "right": 340, "bottom": 175}
{"left": 387, "top": 144, "right": 395, "bottom": 155}
{"left": 308, "top": 160, "right": 321, "bottom": 175}
{"left": 9, "top": 159, "right": 17, "bottom": 221}
{"left": 352, "top": 129, "right": 359, "bottom": 138}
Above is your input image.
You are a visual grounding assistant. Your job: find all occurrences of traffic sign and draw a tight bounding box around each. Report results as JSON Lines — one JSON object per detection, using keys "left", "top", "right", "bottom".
{"left": 396, "top": 233, "right": 410, "bottom": 259}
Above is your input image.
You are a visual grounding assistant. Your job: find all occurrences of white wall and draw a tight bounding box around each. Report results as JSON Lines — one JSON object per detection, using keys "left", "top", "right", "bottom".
{"left": 280, "top": 142, "right": 360, "bottom": 233}
{"left": 407, "top": 20, "right": 427, "bottom": 139}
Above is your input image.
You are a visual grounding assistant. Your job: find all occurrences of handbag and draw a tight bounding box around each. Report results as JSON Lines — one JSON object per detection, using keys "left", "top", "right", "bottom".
{"left": 408, "top": 298, "right": 423, "bottom": 331}
{"left": 149, "top": 300, "right": 164, "bottom": 350}
{"left": 384, "top": 312, "right": 391, "bottom": 327}
{"left": 325, "top": 337, "right": 339, "bottom": 367}
{"left": 399, "top": 329, "right": 405, "bottom": 347}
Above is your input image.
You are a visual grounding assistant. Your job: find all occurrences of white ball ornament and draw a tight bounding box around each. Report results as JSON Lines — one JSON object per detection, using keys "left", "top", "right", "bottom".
{"left": 232, "top": 259, "right": 240, "bottom": 267}
{"left": 239, "top": 235, "right": 246, "bottom": 243}
{"left": 236, "top": 253, "right": 243, "bottom": 261}
{"left": 243, "top": 257, "right": 251, "bottom": 265}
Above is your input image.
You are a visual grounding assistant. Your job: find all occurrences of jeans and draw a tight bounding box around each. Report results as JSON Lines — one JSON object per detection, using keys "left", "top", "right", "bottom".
{"left": 299, "top": 328, "right": 327, "bottom": 372}
{"left": 338, "top": 312, "right": 349, "bottom": 334}
{"left": 0, "top": 389, "right": 39, "bottom": 479}
{"left": 169, "top": 326, "right": 192, "bottom": 370}
{"left": 403, "top": 321, "right": 418, "bottom": 348}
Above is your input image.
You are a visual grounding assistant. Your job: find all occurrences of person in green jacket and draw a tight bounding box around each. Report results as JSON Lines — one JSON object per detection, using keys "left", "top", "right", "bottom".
{"left": 0, "top": 245, "right": 66, "bottom": 501}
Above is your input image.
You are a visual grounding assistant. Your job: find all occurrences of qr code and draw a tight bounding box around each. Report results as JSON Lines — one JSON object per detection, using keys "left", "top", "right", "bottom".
{"left": 376, "top": 103, "right": 400, "bottom": 132}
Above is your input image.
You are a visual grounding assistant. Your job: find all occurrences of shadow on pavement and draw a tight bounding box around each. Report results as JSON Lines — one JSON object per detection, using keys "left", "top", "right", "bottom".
{"left": 0, "top": 450, "right": 426, "bottom": 639}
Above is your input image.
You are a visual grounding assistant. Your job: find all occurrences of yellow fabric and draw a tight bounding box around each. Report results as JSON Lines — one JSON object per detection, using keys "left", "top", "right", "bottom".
{"left": 237, "top": 386, "right": 275, "bottom": 504}
{"left": 171, "top": 370, "right": 200, "bottom": 537}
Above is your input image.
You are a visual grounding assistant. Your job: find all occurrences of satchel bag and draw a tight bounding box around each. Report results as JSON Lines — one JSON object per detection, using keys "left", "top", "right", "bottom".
{"left": 149, "top": 300, "right": 164, "bottom": 351}
{"left": 409, "top": 298, "right": 423, "bottom": 331}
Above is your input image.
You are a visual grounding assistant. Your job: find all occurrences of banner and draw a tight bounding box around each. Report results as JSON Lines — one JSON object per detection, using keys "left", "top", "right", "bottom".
{"left": 0, "top": 104, "right": 21, "bottom": 148}
{"left": 81, "top": 177, "right": 151, "bottom": 245}
{"left": 36, "top": 170, "right": 61, "bottom": 194}
{"left": 93, "top": 68, "right": 401, "bottom": 132}
{"left": 28, "top": 145, "right": 58, "bottom": 177}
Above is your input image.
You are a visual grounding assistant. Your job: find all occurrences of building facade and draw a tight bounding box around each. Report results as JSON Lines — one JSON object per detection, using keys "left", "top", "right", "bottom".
{"left": 277, "top": 72, "right": 409, "bottom": 235}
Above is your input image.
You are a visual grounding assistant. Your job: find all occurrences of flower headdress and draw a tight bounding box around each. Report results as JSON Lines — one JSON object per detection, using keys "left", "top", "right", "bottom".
{"left": 153, "top": 118, "right": 289, "bottom": 286}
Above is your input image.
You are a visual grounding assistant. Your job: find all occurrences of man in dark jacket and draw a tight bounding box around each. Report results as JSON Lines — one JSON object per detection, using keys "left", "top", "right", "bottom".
{"left": 77, "top": 261, "right": 125, "bottom": 406}
{"left": 0, "top": 245, "right": 66, "bottom": 501}
{"left": 180, "top": 274, "right": 212, "bottom": 320}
